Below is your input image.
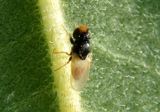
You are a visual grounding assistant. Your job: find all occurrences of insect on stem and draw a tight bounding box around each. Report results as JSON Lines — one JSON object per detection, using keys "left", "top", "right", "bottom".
{"left": 53, "top": 25, "right": 91, "bottom": 90}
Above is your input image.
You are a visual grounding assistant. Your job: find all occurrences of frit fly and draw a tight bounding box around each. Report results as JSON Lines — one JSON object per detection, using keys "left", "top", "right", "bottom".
{"left": 54, "top": 25, "right": 92, "bottom": 90}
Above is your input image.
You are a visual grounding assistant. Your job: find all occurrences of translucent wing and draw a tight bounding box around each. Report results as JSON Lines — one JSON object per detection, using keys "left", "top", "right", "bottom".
{"left": 71, "top": 53, "right": 92, "bottom": 91}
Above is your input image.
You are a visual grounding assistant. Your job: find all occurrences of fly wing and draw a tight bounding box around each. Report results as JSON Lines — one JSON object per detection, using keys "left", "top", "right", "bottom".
{"left": 71, "top": 53, "right": 92, "bottom": 91}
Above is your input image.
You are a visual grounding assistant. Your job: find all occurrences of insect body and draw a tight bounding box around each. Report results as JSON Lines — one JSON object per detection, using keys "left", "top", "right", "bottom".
{"left": 70, "top": 25, "right": 92, "bottom": 90}
{"left": 54, "top": 25, "right": 91, "bottom": 90}
{"left": 70, "top": 25, "right": 90, "bottom": 60}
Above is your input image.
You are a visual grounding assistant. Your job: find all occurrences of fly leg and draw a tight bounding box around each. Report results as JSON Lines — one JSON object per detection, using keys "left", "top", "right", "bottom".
{"left": 54, "top": 56, "right": 72, "bottom": 71}
{"left": 53, "top": 51, "right": 71, "bottom": 56}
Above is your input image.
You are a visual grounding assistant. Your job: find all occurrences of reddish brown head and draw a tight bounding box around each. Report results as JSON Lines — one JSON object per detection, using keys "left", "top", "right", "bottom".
{"left": 78, "top": 25, "right": 88, "bottom": 33}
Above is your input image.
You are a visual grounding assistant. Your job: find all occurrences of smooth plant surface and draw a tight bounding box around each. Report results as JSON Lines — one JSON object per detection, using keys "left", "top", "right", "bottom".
{"left": 0, "top": 0, "right": 58, "bottom": 112}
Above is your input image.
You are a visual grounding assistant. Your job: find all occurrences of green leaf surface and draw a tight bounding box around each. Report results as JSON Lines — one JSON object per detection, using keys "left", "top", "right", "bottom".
{"left": 0, "top": 0, "right": 160, "bottom": 112}
{"left": 0, "top": 0, "right": 58, "bottom": 112}
{"left": 62, "top": 0, "right": 160, "bottom": 112}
